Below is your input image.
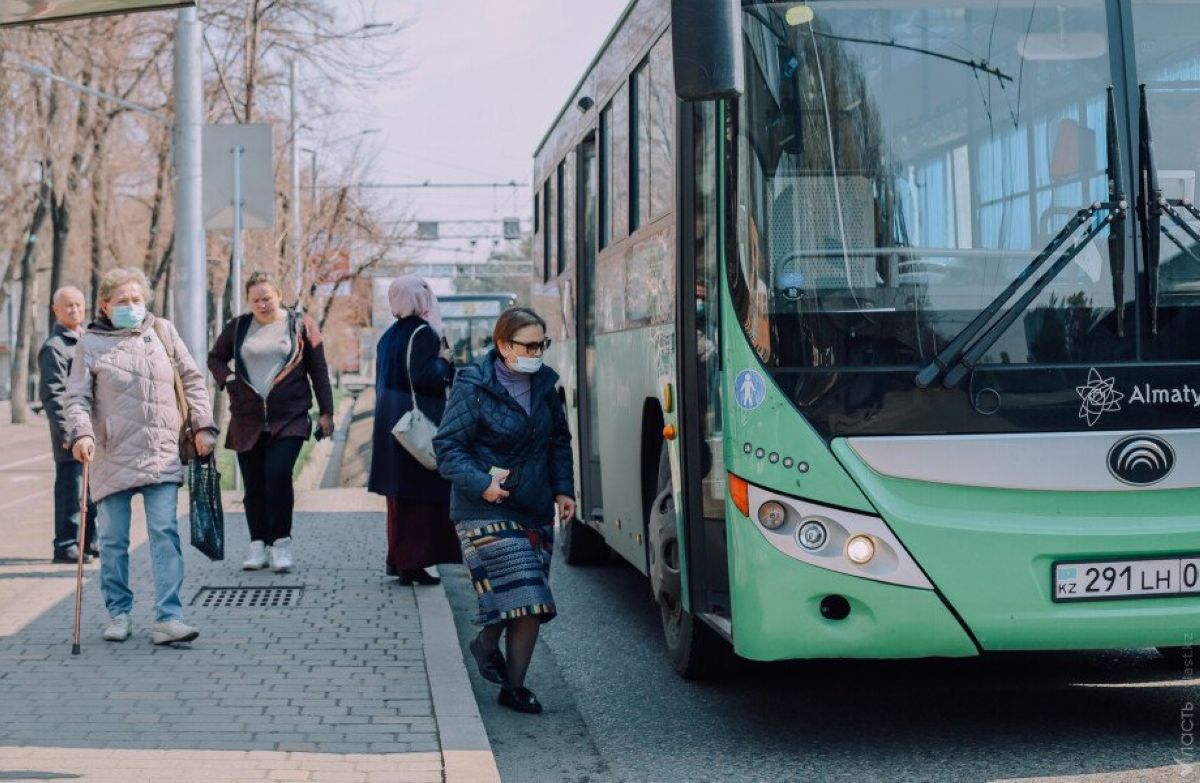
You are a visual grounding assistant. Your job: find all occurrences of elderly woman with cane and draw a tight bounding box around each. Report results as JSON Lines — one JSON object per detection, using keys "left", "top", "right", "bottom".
{"left": 64, "top": 267, "right": 217, "bottom": 645}
{"left": 434, "top": 307, "right": 575, "bottom": 714}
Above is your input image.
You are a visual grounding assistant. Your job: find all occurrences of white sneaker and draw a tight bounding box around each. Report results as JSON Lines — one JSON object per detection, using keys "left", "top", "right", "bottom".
{"left": 242, "top": 540, "right": 268, "bottom": 570}
{"left": 102, "top": 614, "right": 131, "bottom": 642}
{"left": 269, "top": 537, "right": 293, "bottom": 573}
{"left": 150, "top": 619, "right": 199, "bottom": 645}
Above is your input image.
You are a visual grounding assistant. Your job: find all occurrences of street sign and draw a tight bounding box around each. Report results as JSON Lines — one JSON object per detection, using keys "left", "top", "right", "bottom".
{"left": 0, "top": 0, "right": 192, "bottom": 26}
{"left": 202, "top": 123, "right": 274, "bottom": 230}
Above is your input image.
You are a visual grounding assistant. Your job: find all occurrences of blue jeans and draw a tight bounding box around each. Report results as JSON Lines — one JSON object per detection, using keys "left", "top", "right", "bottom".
{"left": 53, "top": 460, "right": 96, "bottom": 555}
{"left": 96, "top": 482, "right": 185, "bottom": 622}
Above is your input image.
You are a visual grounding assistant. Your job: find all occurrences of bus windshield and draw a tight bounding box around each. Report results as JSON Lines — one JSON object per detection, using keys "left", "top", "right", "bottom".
{"left": 733, "top": 2, "right": 1200, "bottom": 374}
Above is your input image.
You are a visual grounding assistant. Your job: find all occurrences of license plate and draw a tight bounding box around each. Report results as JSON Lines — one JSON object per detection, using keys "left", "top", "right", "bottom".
{"left": 1053, "top": 557, "right": 1200, "bottom": 602}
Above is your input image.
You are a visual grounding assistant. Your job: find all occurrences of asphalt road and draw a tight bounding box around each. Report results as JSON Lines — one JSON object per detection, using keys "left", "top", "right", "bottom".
{"left": 444, "top": 545, "right": 1199, "bottom": 783}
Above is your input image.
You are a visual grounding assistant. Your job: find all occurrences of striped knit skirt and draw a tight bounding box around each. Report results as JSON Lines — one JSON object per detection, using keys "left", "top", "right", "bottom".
{"left": 455, "top": 519, "right": 556, "bottom": 627}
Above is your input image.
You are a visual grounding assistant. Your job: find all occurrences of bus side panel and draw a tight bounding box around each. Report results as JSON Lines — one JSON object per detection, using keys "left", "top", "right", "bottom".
{"left": 593, "top": 323, "right": 674, "bottom": 572}
{"left": 533, "top": 281, "right": 585, "bottom": 503}
{"left": 551, "top": 339, "right": 584, "bottom": 503}
{"left": 725, "top": 494, "right": 978, "bottom": 660}
{"left": 718, "top": 272, "right": 873, "bottom": 513}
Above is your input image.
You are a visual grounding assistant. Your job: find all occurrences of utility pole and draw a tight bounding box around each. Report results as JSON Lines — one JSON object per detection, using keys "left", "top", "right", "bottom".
{"left": 290, "top": 61, "right": 303, "bottom": 305}
{"left": 173, "top": 6, "right": 205, "bottom": 361}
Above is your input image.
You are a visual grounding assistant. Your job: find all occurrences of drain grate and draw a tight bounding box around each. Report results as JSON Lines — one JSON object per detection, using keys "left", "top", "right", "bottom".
{"left": 192, "top": 586, "right": 303, "bottom": 608}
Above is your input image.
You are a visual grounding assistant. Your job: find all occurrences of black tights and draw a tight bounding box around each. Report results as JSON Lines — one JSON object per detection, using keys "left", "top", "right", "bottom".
{"left": 237, "top": 435, "right": 304, "bottom": 544}
{"left": 478, "top": 617, "right": 540, "bottom": 689}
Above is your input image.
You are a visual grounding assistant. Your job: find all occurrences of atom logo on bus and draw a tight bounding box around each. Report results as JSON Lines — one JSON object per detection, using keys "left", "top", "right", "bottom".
{"left": 1076, "top": 368, "right": 1124, "bottom": 426}
{"left": 734, "top": 369, "right": 766, "bottom": 411}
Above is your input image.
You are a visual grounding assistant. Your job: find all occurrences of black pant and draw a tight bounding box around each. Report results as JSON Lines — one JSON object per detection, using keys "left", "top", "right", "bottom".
{"left": 237, "top": 435, "right": 304, "bottom": 545}
{"left": 54, "top": 460, "right": 97, "bottom": 555}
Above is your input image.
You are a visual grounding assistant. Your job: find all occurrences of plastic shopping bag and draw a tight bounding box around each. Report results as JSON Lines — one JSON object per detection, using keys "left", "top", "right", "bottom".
{"left": 189, "top": 457, "right": 225, "bottom": 561}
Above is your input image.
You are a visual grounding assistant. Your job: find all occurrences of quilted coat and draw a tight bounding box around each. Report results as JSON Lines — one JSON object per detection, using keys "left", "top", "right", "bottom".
{"left": 63, "top": 313, "right": 216, "bottom": 502}
{"left": 208, "top": 310, "right": 335, "bottom": 452}
{"left": 367, "top": 316, "right": 455, "bottom": 502}
{"left": 433, "top": 350, "right": 574, "bottom": 527}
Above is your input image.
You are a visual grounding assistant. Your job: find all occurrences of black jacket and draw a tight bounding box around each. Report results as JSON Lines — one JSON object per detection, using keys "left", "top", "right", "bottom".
{"left": 208, "top": 310, "right": 335, "bottom": 452}
{"left": 38, "top": 322, "right": 79, "bottom": 463}
{"left": 434, "top": 351, "right": 574, "bottom": 527}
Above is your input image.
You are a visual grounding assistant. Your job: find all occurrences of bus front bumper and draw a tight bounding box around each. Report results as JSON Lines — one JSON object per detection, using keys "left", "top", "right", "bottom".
{"left": 832, "top": 441, "right": 1200, "bottom": 653}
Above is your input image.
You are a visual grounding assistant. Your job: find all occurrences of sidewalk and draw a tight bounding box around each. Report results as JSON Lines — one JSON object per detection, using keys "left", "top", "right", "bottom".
{"left": 0, "top": 406, "right": 499, "bottom": 783}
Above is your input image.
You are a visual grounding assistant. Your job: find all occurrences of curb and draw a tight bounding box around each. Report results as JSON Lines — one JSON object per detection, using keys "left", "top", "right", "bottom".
{"left": 417, "top": 580, "right": 502, "bottom": 783}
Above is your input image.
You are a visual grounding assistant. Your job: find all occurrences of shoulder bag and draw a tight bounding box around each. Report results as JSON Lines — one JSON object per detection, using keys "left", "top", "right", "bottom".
{"left": 151, "top": 319, "right": 198, "bottom": 462}
{"left": 390, "top": 323, "right": 440, "bottom": 470}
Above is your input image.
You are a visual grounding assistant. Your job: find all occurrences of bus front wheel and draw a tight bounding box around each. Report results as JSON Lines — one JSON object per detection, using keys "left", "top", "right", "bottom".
{"left": 648, "top": 444, "right": 726, "bottom": 679}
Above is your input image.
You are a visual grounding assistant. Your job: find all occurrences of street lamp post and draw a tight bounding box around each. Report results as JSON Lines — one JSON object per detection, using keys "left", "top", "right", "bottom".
{"left": 297, "top": 128, "right": 379, "bottom": 293}
{"left": 173, "top": 6, "right": 205, "bottom": 362}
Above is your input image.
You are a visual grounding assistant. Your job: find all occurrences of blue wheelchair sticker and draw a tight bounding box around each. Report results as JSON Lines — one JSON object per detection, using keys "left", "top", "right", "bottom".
{"left": 734, "top": 369, "right": 766, "bottom": 411}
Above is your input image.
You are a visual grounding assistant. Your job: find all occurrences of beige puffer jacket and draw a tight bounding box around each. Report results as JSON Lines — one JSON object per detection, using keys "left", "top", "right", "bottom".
{"left": 64, "top": 313, "right": 216, "bottom": 502}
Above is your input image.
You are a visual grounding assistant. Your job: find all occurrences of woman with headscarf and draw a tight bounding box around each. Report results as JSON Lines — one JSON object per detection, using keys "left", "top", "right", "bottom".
{"left": 368, "top": 275, "right": 461, "bottom": 585}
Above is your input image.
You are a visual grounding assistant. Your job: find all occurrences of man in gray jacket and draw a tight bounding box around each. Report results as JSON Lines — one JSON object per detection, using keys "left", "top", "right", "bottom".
{"left": 39, "top": 286, "right": 97, "bottom": 564}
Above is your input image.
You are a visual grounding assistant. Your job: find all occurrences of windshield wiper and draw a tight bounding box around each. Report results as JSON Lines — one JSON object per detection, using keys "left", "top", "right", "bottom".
{"left": 1138, "top": 84, "right": 1163, "bottom": 334}
{"left": 915, "top": 86, "right": 1128, "bottom": 389}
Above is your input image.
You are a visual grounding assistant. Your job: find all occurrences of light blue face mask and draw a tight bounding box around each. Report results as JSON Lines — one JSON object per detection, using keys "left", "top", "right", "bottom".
{"left": 111, "top": 303, "right": 146, "bottom": 330}
{"left": 513, "top": 356, "right": 543, "bottom": 374}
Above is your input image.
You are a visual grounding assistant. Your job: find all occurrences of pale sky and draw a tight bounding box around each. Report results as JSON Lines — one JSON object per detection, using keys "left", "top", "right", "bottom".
{"left": 336, "top": 0, "right": 632, "bottom": 269}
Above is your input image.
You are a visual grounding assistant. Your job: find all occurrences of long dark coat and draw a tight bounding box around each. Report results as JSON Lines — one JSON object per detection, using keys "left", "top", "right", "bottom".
{"left": 368, "top": 316, "right": 455, "bottom": 502}
{"left": 433, "top": 350, "right": 575, "bottom": 527}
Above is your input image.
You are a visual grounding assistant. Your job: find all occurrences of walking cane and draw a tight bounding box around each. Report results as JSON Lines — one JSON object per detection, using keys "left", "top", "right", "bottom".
{"left": 71, "top": 461, "right": 90, "bottom": 656}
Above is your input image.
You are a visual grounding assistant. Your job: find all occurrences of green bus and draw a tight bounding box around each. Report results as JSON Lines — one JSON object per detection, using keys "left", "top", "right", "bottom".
{"left": 532, "top": 0, "right": 1199, "bottom": 676}
{"left": 438, "top": 293, "right": 517, "bottom": 367}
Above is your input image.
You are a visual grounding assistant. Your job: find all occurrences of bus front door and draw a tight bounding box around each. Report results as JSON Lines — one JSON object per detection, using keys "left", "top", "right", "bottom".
{"left": 576, "top": 135, "right": 605, "bottom": 523}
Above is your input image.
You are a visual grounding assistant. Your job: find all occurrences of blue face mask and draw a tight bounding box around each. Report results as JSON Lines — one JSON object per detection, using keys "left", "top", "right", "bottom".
{"left": 111, "top": 304, "right": 146, "bottom": 330}
{"left": 513, "top": 356, "right": 543, "bottom": 374}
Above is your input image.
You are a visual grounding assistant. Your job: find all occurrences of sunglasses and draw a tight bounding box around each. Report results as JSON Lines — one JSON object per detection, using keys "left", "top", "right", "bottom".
{"left": 510, "top": 338, "right": 552, "bottom": 353}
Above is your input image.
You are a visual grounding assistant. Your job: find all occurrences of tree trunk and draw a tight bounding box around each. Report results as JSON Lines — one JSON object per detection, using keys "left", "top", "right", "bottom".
{"left": 89, "top": 136, "right": 107, "bottom": 312}
{"left": 143, "top": 132, "right": 170, "bottom": 279}
{"left": 12, "top": 185, "right": 51, "bottom": 424}
{"left": 48, "top": 186, "right": 69, "bottom": 331}
{"left": 149, "top": 232, "right": 175, "bottom": 314}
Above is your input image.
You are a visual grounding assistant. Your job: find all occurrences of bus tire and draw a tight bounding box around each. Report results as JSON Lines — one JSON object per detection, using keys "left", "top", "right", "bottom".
{"left": 648, "top": 443, "right": 727, "bottom": 679}
{"left": 562, "top": 515, "right": 609, "bottom": 566}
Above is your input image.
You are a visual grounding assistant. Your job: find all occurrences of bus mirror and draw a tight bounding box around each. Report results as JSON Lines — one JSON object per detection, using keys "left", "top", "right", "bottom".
{"left": 671, "top": 0, "right": 744, "bottom": 101}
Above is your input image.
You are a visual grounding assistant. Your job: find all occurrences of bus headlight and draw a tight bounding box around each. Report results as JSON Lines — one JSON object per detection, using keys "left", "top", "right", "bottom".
{"left": 743, "top": 485, "right": 932, "bottom": 589}
{"left": 846, "top": 535, "right": 876, "bottom": 565}
{"left": 797, "top": 519, "right": 828, "bottom": 550}
{"left": 757, "top": 501, "right": 787, "bottom": 530}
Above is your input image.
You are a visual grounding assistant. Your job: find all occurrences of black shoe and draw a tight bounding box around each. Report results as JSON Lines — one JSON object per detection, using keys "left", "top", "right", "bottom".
{"left": 497, "top": 686, "right": 542, "bottom": 714}
{"left": 469, "top": 635, "right": 508, "bottom": 685}
{"left": 398, "top": 568, "right": 441, "bottom": 586}
{"left": 85, "top": 544, "right": 100, "bottom": 559}
{"left": 52, "top": 545, "right": 91, "bottom": 564}
{"left": 386, "top": 561, "right": 398, "bottom": 577}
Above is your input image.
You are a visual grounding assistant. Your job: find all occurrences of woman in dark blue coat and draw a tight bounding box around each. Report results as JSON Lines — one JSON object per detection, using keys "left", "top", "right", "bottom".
{"left": 368, "top": 276, "right": 460, "bottom": 585}
{"left": 434, "top": 307, "right": 575, "bottom": 714}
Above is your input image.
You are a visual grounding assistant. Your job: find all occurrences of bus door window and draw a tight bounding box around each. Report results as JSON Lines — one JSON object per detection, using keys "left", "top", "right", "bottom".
{"left": 695, "top": 102, "right": 724, "bottom": 519}
{"left": 577, "top": 134, "right": 604, "bottom": 520}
